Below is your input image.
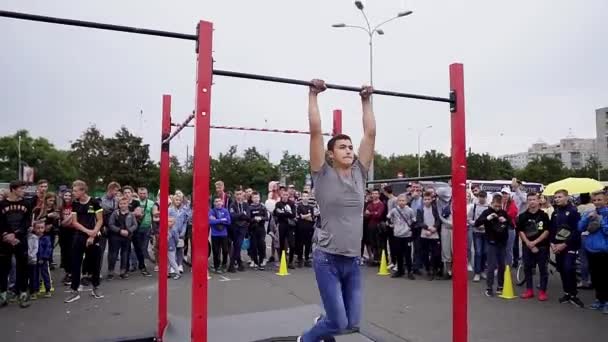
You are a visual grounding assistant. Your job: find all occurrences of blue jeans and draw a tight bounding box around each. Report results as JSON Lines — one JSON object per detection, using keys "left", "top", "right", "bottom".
{"left": 302, "top": 249, "right": 362, "bottom": 342}
{"left": 473, "top": 232, "right": 486, "bottom": 274}
{"left": 230, "top": 227, "right": 245, "bottom": 266}
{"left": 556, "top": 250, "right": 578, "bottom": 296}
{"left": 506, "top": 229, "right": 516, "bottom": 266}
{"left": 467, "top": 227, "right": 473, "bottom": 265}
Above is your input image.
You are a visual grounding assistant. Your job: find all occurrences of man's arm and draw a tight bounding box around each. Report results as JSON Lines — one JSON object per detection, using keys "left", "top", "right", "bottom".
{"left": 357, "top": 86, "right": 376, "bottom": 170}
{"left": 71, "top": 212, "right": 92, "bottom": 235}
{"left": 309, "top": 79, "right": 327, "bottom": 173}
{"left": 92, "top": 210, "right": 104, "bottom": 235}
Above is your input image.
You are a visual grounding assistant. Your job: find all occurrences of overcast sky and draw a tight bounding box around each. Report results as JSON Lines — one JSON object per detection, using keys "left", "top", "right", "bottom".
{"left": 1, "top": 0, "right": 607, "bottom": 164}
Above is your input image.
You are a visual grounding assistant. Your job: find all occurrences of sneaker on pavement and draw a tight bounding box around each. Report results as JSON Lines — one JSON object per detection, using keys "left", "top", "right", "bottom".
{"left": 65, "top": 291, "right": 80, "bottom": 303}
{"left": 314, "top": 314, "right": 324, "bottom": 324}
{"left": 106, "top": 273, "right": 114, "bottom": 281}
{"left": 484, "top": 289, "right": 494, "bottom": 297}
{"left": 91, "top": 288, "right": 104, "bottom": 299}
{"left": 473, "top": 274, "right": 481, "bottom": 282}
{"left": 18, "top": 293, "right": 30, "bottom": 308}
{"left": 178, "top": 265, "right": 184, "bottom": 274}
{"left": 467, "top": 263, "right": 473, "bottom": 272}
{"left": 43, "top": 291, "right": 52, "bottom": 298}
{"left": 141, "top": 269, "right": 152, "bottom": 277}
{"left": 589, "top": 300, "right": 604, "bottom": 310}
{"left": 569, "top": 296, "right": 585, "bottom": 308}
{"left": 496, "top": 287, "right": 503, "bottom": 295}
{"left": 296, "top": 336, "right": 302, "bottom": 342}
{"left": 558, "top": 294, "right": 571, "bottom": 304}
{"left": 520, "top": 289, "right": 534, "bottom": 299}
{"left": 538, "top": 291, "right": 548, "bottom": 302}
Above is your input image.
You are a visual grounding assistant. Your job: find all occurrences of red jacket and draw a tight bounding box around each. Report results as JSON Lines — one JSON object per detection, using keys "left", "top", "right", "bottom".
{"left": 365, "top": 200, "right": 385, "bottom": 227}
{"left": 502, "top": 200, "right": 518, "bottom": 228}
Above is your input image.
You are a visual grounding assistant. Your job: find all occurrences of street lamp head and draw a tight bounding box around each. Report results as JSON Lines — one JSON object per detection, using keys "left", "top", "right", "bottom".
{"left": 355, "top": 1, "right": 364, "bottom": 10}
{"left": 376, "top": 29, "right": 385, "bottom": 35}
{"left": 332, "top": 23, "right": 346, "bottom": 28}
{"left": 397, "top": 10, "right": 413, "bottom": 17}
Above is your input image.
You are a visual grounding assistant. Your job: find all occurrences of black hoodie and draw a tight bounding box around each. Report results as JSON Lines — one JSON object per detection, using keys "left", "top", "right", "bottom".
{"left": 475, "top": 207, "right": 511, "bottom": 246}
{"left": 229, "top": 201, "right": 250, "bottom": 230}
{"left": 274, "top": 200, "right": 296, "bottom": 228}
{"left": 248, "top": 203, "right": 268, "bottom": 231}
{"left": 0, "top": 197, "right": 32, "bottom": 239}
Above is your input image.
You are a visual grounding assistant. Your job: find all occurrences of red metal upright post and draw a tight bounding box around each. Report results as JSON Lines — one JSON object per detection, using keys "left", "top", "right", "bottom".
{"left": 332, "top": 109, "right": 342, "bottom": 136}
{"left": 158, "top": 94, "right": 171, "bottom": 340}
{"left": 191, "top": 20, "right": 213, "bottom": 342}
{"left": 449, "top": 63, "right": 467, "bottom": 342}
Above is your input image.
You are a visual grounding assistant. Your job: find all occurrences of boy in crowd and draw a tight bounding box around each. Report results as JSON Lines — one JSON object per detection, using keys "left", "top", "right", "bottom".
{"left": 475, "top": 194, "right": 510, "bottom": 297}
{"left": 209, "top": 198, "right": 231, "bottom": 273}
{"left": 274, "top": 190, "right": 297, "bottom": 269}
{"left": 578, "top": 190, "right": 608, "bottom": 314}
{"left": 416, "top": 191, "right": 442, "bottom": 280}
{"left": 229, "top": 190, "right": 250, "bottom": 272}
{"left": 551, "top": 189, "right": 584, "bottom": 307}
{"left": 295, "top": 191, "right": 317, "bottom": 268}
{"left": 0, "top": 180, "right": 33, "bottom": 308}
{"left": 388, "top": 194, "right": 416, "bottom": 279}
{"left": 365, "top": 189, "right": 385, "bottom": 263}
{"left": 65, "top": 180, "right": 104, "bottom": 303}
{"left": 167, "top": 216, "right": 181, "bottom": 280}
{"left": 248, "top": 192, "right": 268, "bottom": 270}
{"left": 468, "top": 191, "right": 489, "bottom": 282}
{"left": 27, "top": 221, "right": 40, "bottom": 299}
{"left": 107, "top": 197, "right": 138, "bottom": 280}
{"left": 517, "top": 192, "right": 551, "bottom": 301}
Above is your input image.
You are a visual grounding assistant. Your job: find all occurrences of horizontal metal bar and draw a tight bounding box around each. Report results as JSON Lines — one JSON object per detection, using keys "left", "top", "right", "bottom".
{"left": 163, "top": 112, "right": 196, "bottom": 144}
{"left": 212, "top": 69, "right": 453, "bottom": 103}
{"left": 366, "top": 174, "right": 452, "bottom": 185}
{"left": 170, "top": 122, "right": 332, "bottom": 136}
{"left": 0, "top": 10, "right": 198, "bottom": 41}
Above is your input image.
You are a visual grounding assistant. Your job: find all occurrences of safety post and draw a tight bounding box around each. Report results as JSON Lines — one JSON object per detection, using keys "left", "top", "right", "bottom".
{"left": 449, "top": 63, "right": 467, "bottom": 342}
{"left": 191, "top": 20, "right": 213, "bottom": 342}
{"left": 332, "top": 109, "right": 342, "bottom": 136}
{"left": 158, "top": 94, "right": 171, "bottom": 340}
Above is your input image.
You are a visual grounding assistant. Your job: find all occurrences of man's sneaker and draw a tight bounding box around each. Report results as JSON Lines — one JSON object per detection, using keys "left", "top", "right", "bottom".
{"left": 496, "top": 287, "right": 503, "bottom": 295}
{"left": 391, "top": 272, "right": 404, "bottom": 278}
{"left": 249, "top": 261, "right": 256, "bottom": 268}
{"left": 227, "top": 266, "right": 236, "bottom": 273}
{"left": 484, "top": 289, "right": 494, "bottom": 297}
{"left": 314, "top": 314, "right": 324, "bottom": 324}
{"left": 257, "top": 265, "right": 265, "bottom": 271}
{"left": 304, "top": 260, "right": 312, "bottom": 267}
{"left": 481, "top": 272, "right": 487, "bottom": 280}
{"left": 473, "top": 274, "right": 481, "bottom": 282}
{"left": 569, "top": 296, "right": 584, "bottom": 308}
{"left": 172, "top": 274, "right": 181, "bottom": 280}
{"left": 64, "top": 290, "right": 80, "bottom": 303}
{"left": 261, "top": 260, "right": 267, "bottom": 267}
{"left": 141, "top": 269, "right": 152, "bottom": 277}
{"left": 388, "top": 263, "right": 395, "bottom": 271}
{"left": 589, "top": 300, "right": 604, "bottom": 310}
{"left": 520, "top": 289, "right": 534, "bottom": 299}
{"left": 558, "top": 294, "right": 571, "bottom": 304}
{"left": 120, "top": 273, "right": 129, "bottom": 280}
{"left": 296, "top": 336, "right": 302, "bottom": 342}
{"left": 18, "top": 293, "right": 30, "bottom": 308}
{"left": 91, "top": 288, "right": 104, "bottom": 299}
{"left": 538, "top": 291, "right": 548, "bottom": 302}
{"left": 43, "top": 291, "right": 52, "bottom": 299}
{"left": 106, "top": 273, "right": 114, "bottom": 281}
{"left": 30, "top": 293, "right": 38, "bottom": 301}
{"left": 0, "top": 292, "right": 8, "bottom": 307}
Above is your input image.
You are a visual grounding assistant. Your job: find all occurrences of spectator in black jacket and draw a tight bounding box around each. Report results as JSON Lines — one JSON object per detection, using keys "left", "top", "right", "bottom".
{"left": 551, "top": 189, "right": 584, "bottom": 308}
{"left": 247, "top": 192, "right": 268, "bottom": 270}
{"left": 295, "top": 191, "right": 317, "bottom": 267}
{"left": 0, "top": 180, "right": 32, "bottom": 308}
{"left": 274, "top": 190, "right": 297, "bottom": 269}
{"left": 229, "top": 190, "right": 250, "bottom": 272}
{"left": 475, "top": 194, "right": 511, "bottom": 297}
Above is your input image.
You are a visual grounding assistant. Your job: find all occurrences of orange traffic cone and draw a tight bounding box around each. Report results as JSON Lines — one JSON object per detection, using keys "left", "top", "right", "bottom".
{"left": 377, "top": 250, "right": 391, "bottom": 276}
{"left": 499, "top": 265, "right": 518, "bottom": 299}
{"left": 276, "top": 250, "right": 290, "bottom": 276}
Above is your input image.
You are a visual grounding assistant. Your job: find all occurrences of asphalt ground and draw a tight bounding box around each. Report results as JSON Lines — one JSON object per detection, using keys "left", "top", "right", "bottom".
{"left": 1, "top": 254, "right": 606, "bottom": 342}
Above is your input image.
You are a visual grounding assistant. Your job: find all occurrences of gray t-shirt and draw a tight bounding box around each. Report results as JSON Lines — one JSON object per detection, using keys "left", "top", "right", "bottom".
{"left": 312, "top": 160, "right": 367, "bottom": 257}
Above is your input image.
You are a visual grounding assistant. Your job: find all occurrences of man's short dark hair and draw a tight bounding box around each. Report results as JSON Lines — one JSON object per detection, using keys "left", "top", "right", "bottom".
{"left": 37, "top": 179, "right": 49, "bottom": 186}
{"left": 492, "top": 194, "right": 503, "bottom": 203}
{"left": 423, "top": 190, "right": 433, "bottom": 198}
{"left": 527, "top": 192, "right": 539, "bottom": 199}
{"left": 10, "top": 180, "right": 27, "bottom": 192}
{"left": 327, "top": 134, "right": 352, "bottom": 151}
{"left": 301, "top": 190, "right": 309, "bottom": 195}
{"left": 137, "top": 187, "right": 148, "bottom": 193}
{"left": 251, "top": 191, "right": 260, "bottom": 196}
{"left": 554, "top": 189, "right": 569, "bottom": 196}
{"left": 477, "top": 190, "right": 487, "bottom": 198}
{"left": 383, "top": 186, "right": 393, "bottom": 194}
{"left": 371, "top": 189, "right": 380, "bottom": 193}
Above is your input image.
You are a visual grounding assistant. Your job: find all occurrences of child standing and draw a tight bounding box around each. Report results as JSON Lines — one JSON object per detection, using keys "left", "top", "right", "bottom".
{"left": 388, "top": 194, "right": 416, "bottom": 279}
{"left": 28, "top": 221, "right": 52, "bottom": 299}
{"left": 107, "top": 197, "right": 138, "bottom": 279}
{"left": 209, "top": 198, "right": 231, "bottom": 273}
{"left": 167, "top": 216, "right": 180, "bottom": 280}
{"left": 416, "top": 191, "right": 442, "bottom": 280}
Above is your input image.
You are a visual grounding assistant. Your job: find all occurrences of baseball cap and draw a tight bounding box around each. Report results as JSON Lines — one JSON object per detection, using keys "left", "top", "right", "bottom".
{"left": 501, "top": 187, "right": 511, "bottom": 195}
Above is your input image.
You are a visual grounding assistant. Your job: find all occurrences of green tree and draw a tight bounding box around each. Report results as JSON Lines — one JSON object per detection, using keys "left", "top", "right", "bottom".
{"left": 278, "top": 151, "right": 308, "bottom": 190}
{"left": 0, "top": 130, "right": 77, "bottom": 186}
{"left": 421, "top": 150, "right": 451, "bottom": 176}
{"left": 70, "top": 126, "right": 108, "bottom": 189}
{"left": 466, "top": 152, "right": 514, "bottom": 180}
{"left": 516, "top": 156, "right": 569, "bottom": 184}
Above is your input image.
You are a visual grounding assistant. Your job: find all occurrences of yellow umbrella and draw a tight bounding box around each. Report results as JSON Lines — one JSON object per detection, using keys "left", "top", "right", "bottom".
{"left": 543, "top": 177, "right": 604, "bottom": 196}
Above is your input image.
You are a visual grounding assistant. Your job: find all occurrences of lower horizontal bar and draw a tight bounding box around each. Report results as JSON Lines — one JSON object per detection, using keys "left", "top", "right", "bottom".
{"left": 367, "top": 174, "right": 452, "bottom": 185}
{"left": 170, "top": 122, "right": 332, "bottom": 136}
{"left": 0, "top": 10, "right": 198, "bottom": 41}
{"left": 213, "top": 69, "right": 453, "bottom": 103}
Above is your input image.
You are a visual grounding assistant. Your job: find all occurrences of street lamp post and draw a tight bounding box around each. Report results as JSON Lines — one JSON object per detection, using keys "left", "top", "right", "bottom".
{"left": 409, "top": 125, "right": 433, "bottom": 177}
{"left": 332, "top": 1, "right": 413, "bottom": 181}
